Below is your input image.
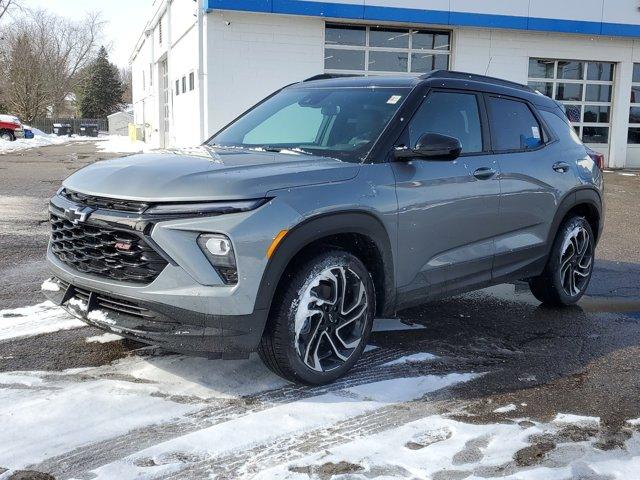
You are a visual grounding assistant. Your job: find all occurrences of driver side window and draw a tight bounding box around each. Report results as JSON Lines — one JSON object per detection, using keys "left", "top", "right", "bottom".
{"left": 408, "top": 91, "right": 483, "bottom": 153}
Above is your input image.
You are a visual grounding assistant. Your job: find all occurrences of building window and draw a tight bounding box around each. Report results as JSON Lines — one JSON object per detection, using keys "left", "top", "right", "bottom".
{"left": 629, "top": 64, "right": 640, "bottom": 144}
{"left": 175, "top": 79, "right": 179, "bottom": 96}
{"left": 149, "top": 64, "right": 153, "bottom": 87}
{"left": 324, "top": 24, "right": 450, "bottom": 75}
{"left": 142, "top": 70, "right": 146, "bottom": 90}
{"left": 528, "top": 59, "right": 614, "bottom": 144}
{"left": 189, "top": 72, "right": 195, "bottom": 91}
{"left": 159, "top": 16, "right": 163, "bottom": 45}
{"left": 182, "top": 76, "right": 186, "bottom": 94}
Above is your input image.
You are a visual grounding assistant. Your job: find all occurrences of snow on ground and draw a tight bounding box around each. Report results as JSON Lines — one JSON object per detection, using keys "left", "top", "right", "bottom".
{"left": 0, "top": 353, "right": 288, "bottom": 469}
{"left": 2, "top": 302, "right": 639, "bottom": 478}
{"left": 0, "top": 301, "right": 84, "bottom": 341}
{"left": 0, "top": 131, "right": 86, "bottom": 154}
{"left": 88, "top": 373, "right": 477, "bottom": 479}
{"left": 383, "top": 352, "right": 438, "bottom": 366}
{"left": 85, "top": 332, "right": 124, "bottom": 344}
{"left": 257, "top": 414, "right": 640, "bottom": 480}
{"left": 95, "top": 135, "right": 150, "bottom": 154}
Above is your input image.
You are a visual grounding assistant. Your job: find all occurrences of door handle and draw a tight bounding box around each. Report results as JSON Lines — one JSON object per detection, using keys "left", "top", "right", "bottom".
{"left": 553, "top": 161, "right": 570, "bottom": 173}
{"left": 473, "top": 167, "right": 496, "bottom": 180}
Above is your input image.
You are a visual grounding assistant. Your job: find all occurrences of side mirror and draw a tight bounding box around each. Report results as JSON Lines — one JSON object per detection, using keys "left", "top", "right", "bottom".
{"left": 394, "top": 133, "right": 462, "bottom": 161}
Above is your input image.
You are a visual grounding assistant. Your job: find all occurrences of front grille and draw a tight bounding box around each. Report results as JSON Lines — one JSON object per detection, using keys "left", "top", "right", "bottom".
{"left": 61, "top": 189, "right": 150, "bottom": 214}
{"left": 58, "top": 279, "right": 152, "bottom": 319}
{"left": 50, "top": 213, "right": 168, "bottom": 284}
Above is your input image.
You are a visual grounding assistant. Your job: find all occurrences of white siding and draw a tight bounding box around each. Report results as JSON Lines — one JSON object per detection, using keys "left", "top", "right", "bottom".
{"left": 169, "top": 25, "right": 200, "bottom": 147}
{"left": 204, "top": 11, "right": 325, "bottom": 135}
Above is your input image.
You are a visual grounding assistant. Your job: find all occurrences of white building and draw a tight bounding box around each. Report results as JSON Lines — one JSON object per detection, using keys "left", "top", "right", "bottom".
{"left": 130, "top": 0, "right": 640, "bottom": 168}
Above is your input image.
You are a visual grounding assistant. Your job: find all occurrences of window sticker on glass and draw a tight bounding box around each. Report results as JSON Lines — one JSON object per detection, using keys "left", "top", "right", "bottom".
{"left": 532, "top": 126, "right": 541, "bottom": 139}
{"left": 387, "top": 95, "right": 402, "bottom": 105}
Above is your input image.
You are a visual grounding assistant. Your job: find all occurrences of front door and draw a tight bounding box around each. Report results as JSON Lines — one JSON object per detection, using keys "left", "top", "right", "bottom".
{"left": 392, "top": 89, "right": 501, "bottom": 305}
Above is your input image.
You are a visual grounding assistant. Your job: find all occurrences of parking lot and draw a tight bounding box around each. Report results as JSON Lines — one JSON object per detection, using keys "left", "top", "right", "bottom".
{"left": 1, "top": 143, "right": 640, "bottom": 479}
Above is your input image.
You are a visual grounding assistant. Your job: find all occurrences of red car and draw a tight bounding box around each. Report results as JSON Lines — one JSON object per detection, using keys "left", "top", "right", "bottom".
{"left": 0, "top": 114, "right": 25, "bottom": 141}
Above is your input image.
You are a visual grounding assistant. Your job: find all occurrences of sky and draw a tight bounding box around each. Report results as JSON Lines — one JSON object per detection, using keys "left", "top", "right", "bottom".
{"left": 22, "top": 0, "right": 154, "bottom": 68}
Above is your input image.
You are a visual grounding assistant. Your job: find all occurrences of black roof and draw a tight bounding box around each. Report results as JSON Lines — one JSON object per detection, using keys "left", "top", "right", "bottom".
{"left": 294, "top": 70, "right": 557, "bottom": 108}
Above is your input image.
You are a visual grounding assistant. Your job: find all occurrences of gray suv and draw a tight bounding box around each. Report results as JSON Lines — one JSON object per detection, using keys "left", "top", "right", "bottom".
{"left": 43, "top": 71, "right": 604, "bottom": 384}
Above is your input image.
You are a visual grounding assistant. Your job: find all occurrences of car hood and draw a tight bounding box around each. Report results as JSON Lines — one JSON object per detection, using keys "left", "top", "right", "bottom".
{"left": 63, "top": 147, "right": 360, "bottom": 201}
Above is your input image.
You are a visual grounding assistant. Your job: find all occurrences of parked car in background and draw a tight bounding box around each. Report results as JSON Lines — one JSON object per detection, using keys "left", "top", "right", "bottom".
{"left": 0, "top": 114, "right": 25, "bottom": 141}
{"left": 42, "top": 71, "right": 604, "bottom": 385}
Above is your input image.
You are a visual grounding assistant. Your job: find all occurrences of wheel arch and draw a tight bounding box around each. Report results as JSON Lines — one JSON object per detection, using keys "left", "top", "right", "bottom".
{"left": 547, "top": 187, "right": 603, "bottom": 253}
{"left": 253, "top": 211, "right": 396, "bottom": 327}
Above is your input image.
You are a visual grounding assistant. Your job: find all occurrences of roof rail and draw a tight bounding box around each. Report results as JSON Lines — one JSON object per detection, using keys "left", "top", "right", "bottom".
{"left": 302, "top": 73, "right": 360, "bottom": 82}
{"left": 423, "top": 70, "right": 533, "bottom": 93}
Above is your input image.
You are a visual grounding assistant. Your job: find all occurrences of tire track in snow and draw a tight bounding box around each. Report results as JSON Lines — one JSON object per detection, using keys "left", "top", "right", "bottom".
{"left": 28, "top": 346, "right": 461, "bottom": 479}
{"left": 160, "top": 386, "right": 451, "bottom": 479}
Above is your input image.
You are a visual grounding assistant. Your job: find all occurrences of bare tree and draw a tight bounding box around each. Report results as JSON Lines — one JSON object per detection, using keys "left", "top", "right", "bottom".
{"left": 0, "top": 9, "right": 104, "bottom": 120}
{"left": 0, "top": 0, "right": 22, "bottom": 23}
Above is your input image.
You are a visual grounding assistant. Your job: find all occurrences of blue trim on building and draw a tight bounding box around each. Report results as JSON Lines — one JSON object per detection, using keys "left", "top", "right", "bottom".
{"left": 527, "top": 17, "right": 602, "bottom": 36}
{"left": 205, "top": 0, "right": 640, "bottom": 38}
{"left": 364, "top": 5, "right": 450, "bottom": 27}
{"left": 449, "top": 11, "right": 527, "bottom": 30}
{"left": 273, "top": 0, "right": 364, "bottom": 19}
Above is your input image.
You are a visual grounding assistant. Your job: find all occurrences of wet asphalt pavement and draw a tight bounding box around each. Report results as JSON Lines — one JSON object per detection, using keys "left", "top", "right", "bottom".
{"left": 0, "top": 143, "right": 639, "bottom": 477}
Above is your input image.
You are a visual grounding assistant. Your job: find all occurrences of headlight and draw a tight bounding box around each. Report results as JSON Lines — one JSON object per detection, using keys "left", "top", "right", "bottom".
{"left": 145, "top": 199, "right": 267, "bottom": 216}
{"left": 197, "top": 233, "right": 238, "bottom": 285}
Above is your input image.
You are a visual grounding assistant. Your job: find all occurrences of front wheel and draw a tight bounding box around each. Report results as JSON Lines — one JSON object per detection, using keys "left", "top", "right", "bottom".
{"left": 258, "top": 249, "right": 375, "bottom": 385}
{"left": 529, "top": 216, "right": 595, "bottom": 306}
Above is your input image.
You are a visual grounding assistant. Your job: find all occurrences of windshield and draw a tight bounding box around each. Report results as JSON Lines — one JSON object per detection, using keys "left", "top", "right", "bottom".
{"left": 208, "top": 86, "right": 410, "bottom": 162}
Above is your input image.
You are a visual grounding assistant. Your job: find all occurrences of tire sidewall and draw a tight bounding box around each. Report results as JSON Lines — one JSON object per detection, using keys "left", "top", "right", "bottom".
{"left": 0, "top": 131, "right": 15, "bottom": 142}
{"left": 548, "top": 216, "right": 595, "bottom": 305}
{"left": 279, "top": 250, "right": 375, "bottom": 384}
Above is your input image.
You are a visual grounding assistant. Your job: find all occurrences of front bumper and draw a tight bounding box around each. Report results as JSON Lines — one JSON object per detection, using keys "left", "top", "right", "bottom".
{"left": 42, "top": 276, "right": 265, "bottom": 358}
{"left": 43, "top": 191, "right": 303, "bottom": 356}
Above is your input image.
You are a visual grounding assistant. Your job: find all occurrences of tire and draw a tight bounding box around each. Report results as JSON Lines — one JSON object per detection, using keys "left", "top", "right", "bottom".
{"left": 258, "top": 249, "right": 375, "bottom": 385}
{"left": 0, "top": 130, "right": 15, "bottom": 142}
{"left": 528, "top": 215, "right": 595, "bottom": 306}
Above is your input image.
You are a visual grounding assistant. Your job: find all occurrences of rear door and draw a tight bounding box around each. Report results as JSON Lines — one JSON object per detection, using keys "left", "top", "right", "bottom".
{"left": 392, "top": 89, "right": 501, "bottom": 302}
{"left": 485, "top": 94, "right": 579, "bottom": 280}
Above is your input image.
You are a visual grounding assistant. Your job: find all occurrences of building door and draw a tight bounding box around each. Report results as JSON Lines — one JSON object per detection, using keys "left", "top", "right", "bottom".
{"left": 159, "top": 59, "right": 170, "bottom": 148}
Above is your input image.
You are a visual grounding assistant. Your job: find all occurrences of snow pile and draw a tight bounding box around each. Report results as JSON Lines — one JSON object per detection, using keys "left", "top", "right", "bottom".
{"left": 0, "top": 130, "right": 84, "bottom": 154}
{"left": 0, "top": 301, "right": 85, "bottom": 341}
{"left": 95, "top": 135, "right": 150, "bottom": 154}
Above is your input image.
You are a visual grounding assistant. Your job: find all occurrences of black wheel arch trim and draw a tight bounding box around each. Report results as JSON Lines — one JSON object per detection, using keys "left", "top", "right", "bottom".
{"left": 253, "top": 211, "right": 396, "bottom": 325}
{"left": 547, "top": 186, "right": 603, "bottom": 255}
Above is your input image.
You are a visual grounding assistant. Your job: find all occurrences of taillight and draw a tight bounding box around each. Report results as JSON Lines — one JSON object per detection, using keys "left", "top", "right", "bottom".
{"left": 587, "top": 150, "right": 604, "bottom": 170}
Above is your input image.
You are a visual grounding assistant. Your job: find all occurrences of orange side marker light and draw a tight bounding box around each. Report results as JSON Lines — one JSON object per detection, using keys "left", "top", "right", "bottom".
{"left": 267, "top": 230, "right": 288, "bottom": 259}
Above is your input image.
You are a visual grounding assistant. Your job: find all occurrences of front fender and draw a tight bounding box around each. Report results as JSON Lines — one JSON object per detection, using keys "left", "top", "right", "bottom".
{"left": 253, "top": 211, "right": 396, "bottom": 319}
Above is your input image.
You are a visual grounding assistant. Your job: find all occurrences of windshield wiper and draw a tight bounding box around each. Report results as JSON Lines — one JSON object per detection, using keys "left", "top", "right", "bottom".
{"left": 257, "top": 146, "right": 315, "bottom": 156}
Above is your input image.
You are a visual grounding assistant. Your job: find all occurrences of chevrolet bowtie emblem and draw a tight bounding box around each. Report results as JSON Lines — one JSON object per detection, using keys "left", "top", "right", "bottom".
{"left": 64, "top": 206, "right": 94, "bottom": 224}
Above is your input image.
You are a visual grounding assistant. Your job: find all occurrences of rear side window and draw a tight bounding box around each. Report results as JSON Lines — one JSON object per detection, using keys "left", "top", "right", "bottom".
{"left": 408, "top": 91, "right": 483, "bottom": 153}
{"left": 487, "top": 96, "right": 544, "bottom": 151}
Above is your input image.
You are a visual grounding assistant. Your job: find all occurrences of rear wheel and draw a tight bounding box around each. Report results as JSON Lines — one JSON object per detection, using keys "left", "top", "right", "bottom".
{"left": 258, "top": 249, "right": 375, "bottom": 384}
{"left": 0, "top": 130, "right": 15, "bottom": 141}
{"left": 528, "top": 215, "right": 594, "bottom": 306}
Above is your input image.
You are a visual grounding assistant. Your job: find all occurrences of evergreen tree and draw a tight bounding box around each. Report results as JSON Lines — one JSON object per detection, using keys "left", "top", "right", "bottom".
{"left": 78, "top": 47, "right": 125, "bottom": 118}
